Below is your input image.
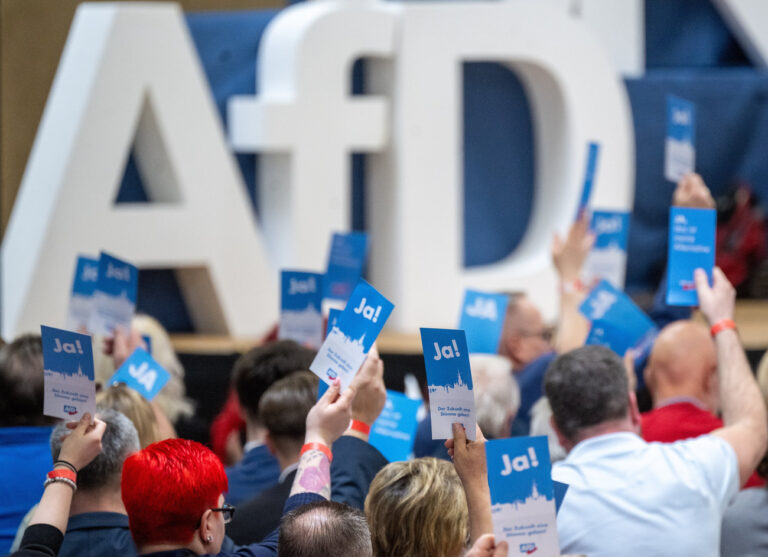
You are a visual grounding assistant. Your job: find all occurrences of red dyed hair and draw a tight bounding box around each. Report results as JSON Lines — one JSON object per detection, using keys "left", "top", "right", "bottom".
{"left": 121, "top": 438, "right": 228, "bottom": 547}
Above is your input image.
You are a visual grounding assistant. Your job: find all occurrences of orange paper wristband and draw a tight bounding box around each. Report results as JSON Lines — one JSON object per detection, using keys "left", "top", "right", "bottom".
{"left": 710, "top": 319, "right": 737, "bottom": 337}
{"left": 350, "top": 420, "right": 371, "bottom": 435}
{"left": 300, "top": 442, "right": 333, "bottom": 462}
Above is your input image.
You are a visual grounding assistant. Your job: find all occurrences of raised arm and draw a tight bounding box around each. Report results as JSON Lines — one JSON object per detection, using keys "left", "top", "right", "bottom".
{"left": 696, "top": 267, "right": 768, "bottom": 486}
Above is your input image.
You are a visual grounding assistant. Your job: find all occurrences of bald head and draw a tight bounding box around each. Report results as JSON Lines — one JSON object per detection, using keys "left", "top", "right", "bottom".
{"left": 645, "top": 321, "right": 718, "bottom": 410}
{"left": 499, "top": 295, "right": 552, "bottom": 369}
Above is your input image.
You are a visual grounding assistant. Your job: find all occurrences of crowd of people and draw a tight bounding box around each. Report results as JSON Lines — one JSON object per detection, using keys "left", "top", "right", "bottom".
{"left": 1, "top": 173, "right": 767, "bottom": 556}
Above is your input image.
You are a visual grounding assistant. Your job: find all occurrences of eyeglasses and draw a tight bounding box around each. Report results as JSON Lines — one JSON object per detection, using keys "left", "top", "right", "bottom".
{"left": 518, "top": 327, "right": 554, "bottom": 343}
{"left": 211, "top": 504, "right": 236, "bottom": 524}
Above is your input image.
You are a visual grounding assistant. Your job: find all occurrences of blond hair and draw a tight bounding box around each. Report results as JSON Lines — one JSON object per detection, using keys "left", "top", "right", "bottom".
{"left": 96, "top": 384, "right": 161, "bottom": 448}
{"left": 364, "top": 458, "right": 468, "bottom": 557}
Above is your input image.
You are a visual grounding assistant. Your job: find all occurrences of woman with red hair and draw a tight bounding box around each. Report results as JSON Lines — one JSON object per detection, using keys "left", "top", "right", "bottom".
{"left": 121, "top": 379, "right": 354, "bottom": 557}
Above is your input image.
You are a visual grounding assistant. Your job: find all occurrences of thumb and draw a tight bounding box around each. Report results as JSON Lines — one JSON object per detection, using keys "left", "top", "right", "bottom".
{"left": 75, "top": 413, "right": 92, "bottom": 432}
{"left": 452, "top": 422, "right": 467, "bottom": 452}
{"left": 319, "top": 379, "right": 341, "bottom": 405}
{"left": 693, "top": 268, "right": 709, "bottom": 293}
{"left": 337, "top": 384, "right": 357, "bottom": 408}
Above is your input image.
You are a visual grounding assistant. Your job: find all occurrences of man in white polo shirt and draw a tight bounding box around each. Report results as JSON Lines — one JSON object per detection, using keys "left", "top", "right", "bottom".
{"left": 546, "top": 267, "right": 767, "bottom": 557}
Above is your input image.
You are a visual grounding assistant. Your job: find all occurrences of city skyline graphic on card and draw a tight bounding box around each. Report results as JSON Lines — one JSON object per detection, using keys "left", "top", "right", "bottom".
{"left": 576, "top": 142, "right": 600, "bottom": 219}
{"left": 66, "top": 255, "right": 100, "bottom": 331}
{"left": 317, "top": 308, "right": 343, "bottom": 399}
{"left": 88, "top": 252, "right": 138, "bottom": 335}
{"left": 279, "top": 270, "right": 324, "bottom": 349}
{"left": 458, "top": 289, "right": 509, "bottom": 354}
{"left": 580, "top": 280, "right": 657, "bottom": 356}
{"left": 310, "top": 279, "right": 393, "bottom": 391}
{"left": 107, "top": 348, "right": 171, "bottom": 401}
{"left": 665, "top": 95, "right": 696, "bottom": 183}
{"left": 323, "top": 232, "right": 369, "bottom": 303}
{"left": 368, "top": 390, "right": 421, "bottom": 462}
{"left": 486, "top": 436, "right": 559, "bottom": 556}
{"left": 667, "top": 207, "right": 715, "bottom": 306}
{"left": 421, "top": 328, "right": 476, "bottom": 441}
{"left": 41, "top": 325, "right": 96, "bottom": 421}
{"left": 583, "top": 211, "right": 630, "bottom": 289}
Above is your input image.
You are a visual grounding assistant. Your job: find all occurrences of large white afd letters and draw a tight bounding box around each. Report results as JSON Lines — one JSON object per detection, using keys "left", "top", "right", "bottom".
{"left": 1, "top": 4, "right": 276, "bottom": 338}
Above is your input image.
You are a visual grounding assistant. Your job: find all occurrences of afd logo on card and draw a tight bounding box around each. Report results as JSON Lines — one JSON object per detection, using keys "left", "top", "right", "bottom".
{"left": 519, "top": 542, "right": 537, "bottom": 554}
{"left": 108, "top": 348, "right": 171, "bottom": 401}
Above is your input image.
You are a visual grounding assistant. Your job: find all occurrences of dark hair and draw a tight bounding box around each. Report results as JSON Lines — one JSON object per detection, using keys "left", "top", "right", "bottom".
{"left": 0, "top": 334, "right": 52, "bottom": 426}
{"left": 233, "top": 340, "right": 316, "bottom": 420}
{"left": 544, "top": 345, "right": 629, "bottom": 442}
{"left": 279, "top": 501, "right": 372, "bottom": 557}
{"left": 259, "top": 371, "right": 318, "bottom": 445}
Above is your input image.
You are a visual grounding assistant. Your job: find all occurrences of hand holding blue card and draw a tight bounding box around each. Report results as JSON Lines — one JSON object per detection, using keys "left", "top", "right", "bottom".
{"left": 41, "top": 326, "right": 96, "bottom": 421}
{"left": 66, "top": 255, "right": 100, "bottom": 332}
{"left": 88, "top": 252, "right": 138, "bottom": 336}
{"left": 421, "top": 328, "right": 476, "bottom": 441}
{"left": 458, "top": 290, "right": 509, "bottom": 354}
{"left": 666, "top": 207, "right": 716, "bottom": 306}
{"left": 310, "top": 280, "right": 393, "bottom": 391}
{"left": 107, "top": 348, "right": 171, "bottom": 401}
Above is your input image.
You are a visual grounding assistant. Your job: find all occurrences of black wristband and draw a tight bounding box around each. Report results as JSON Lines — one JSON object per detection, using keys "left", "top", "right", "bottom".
{"left": 54, "top": 459, "right": 78, "bottom": 474}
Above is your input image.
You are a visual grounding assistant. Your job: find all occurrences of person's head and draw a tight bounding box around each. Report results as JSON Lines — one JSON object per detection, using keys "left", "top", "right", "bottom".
{"left": 278, "top": 501, "right": 372, "bottom": 557}
{"left": 51, "top": 407, "right": 139, "bottom": 494}
{"left": 259, "top": 371, "right": 318, "bottom": 462}
{"left": 498, "top": 294, "right": 552, "bottom": 369}
{"left": 233, "top": 340, "right": 316, "bottom": 425}
{"left": 470, "top": 354, "right": 519, "bottom": 438}
{"left": 365, "top": 458, "right": 468, "bottom": 557}
{"left": 644, "top": 321, "right": 718, "bottom": 411}
{"left": 0, "top": 334, "right": 54, "bottom": 426}
{"left": 544, "top": 345, "right": 640, "bottom": 452}
{"left": 122, "top": 438, "right": 229, "bottom": 554}
{"left": 96, "top": 384, "right": 161, "bottom": 448}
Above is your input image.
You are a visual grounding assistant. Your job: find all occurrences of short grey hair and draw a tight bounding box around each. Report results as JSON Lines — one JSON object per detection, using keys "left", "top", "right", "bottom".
{"left": 279, "top": 501, "right": 372, "bottom": 557}
{"left": 470, "top": 354, "right": 520, "bottom": 439}
{"left": 51, "top": 407, "right": 139, "bottom": 491}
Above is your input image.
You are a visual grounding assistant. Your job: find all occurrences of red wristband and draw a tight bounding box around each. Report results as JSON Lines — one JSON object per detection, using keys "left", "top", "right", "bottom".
{"left": 48, "top": 468, "right": 77, "bottom": 484}
{"left": 350, "top": 420, "right": 371, "bottom": 435}
{"left": 710, "top": 319, "right": 737, "bottom": 337}
{"left": 300, "top": 442, "right": 333, "bottom": 462}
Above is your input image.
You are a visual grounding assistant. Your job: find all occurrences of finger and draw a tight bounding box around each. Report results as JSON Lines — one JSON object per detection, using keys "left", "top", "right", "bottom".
{"left": 66, "top": 421, "right": 79, "bottom": 430}
{"left": 712, "top": 266, "right": 731, "bottom": 288}
{"left": 475, "top": 424, "right": 486, "bottom": 442}
{"left": 474, "top": 534, "right": 496, "bottom": 551}
{"left": 320, "top": 379, "right": 342, "bottom": 405}
{"left": 444, "top": 438, "right": 455, "bottom": 450}
{"left": 73, "top": 413, "right": 92, "bottom": 433}
{"left": 337, "top": 383, "right": 357, "bottom": 408}
{"left": 452, "top": 422, "right": 467, "bottom": 453}
{"left": 494, "top": 541, "right": 508, "bottom": 556}
{"left": 693, "top": 268, "right": 709, "bottom": 292}
{"left": 89, "top": 418, "right": 107, "bottom": 440}
{"left": 369, "top": 343, "right": 380, "bottom": 360}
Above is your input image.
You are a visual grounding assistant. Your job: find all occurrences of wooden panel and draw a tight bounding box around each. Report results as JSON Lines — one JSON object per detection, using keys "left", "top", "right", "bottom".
{"left": 0, "top": 0, "right": 284, "bottom": 238}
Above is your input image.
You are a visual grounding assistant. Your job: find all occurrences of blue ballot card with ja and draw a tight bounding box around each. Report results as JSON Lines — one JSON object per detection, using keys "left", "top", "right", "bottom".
{"left": 666, "top": 207, "right": 716, "bottom": 306}
{"left": 108, "top": 348, "right": 171, "bottom": 401}
{"left": 368, "top": 390, "right": 421, "bottom": 462}
{"left": 66, "top": 255, "right": 100, "bottom": 332}
{"left": 41, "top": 326, "right": 96, "bottom": 421}
{"left": 580, "top": 280, "right": 657, "bottom": 356}
{"left": 323, "top": 232, "right": 369, "bottom": 303}
{"left": 420, "top": 328, "right": 476, "bottom": 441}
{"left": 458, "top": 289, "right": 508, "bottom": 354}
{"left": 279, "top": 270, "right": 324, "bottom": 349}
{"left": 583, "top": 211, "right": 630, "bottom": 289}
{"left": 310, "top": 280, "right": 393, "bottom": 391}
{"left": 665, "top": 95, "right": 696, "bottom": 183}
{"left": 576, "top": 142, "right": 600, "bottom": 219}
{"left": 88, "top": 252, "right": 138, "bottom": 336}
{"left": 486, "top": 436, "right": 560, "bottom": 555}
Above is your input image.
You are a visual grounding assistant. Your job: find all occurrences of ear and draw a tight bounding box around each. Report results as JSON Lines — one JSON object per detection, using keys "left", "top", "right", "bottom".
{"left": 549, "top": 415, "right": 573, "bottom": 453}
{"left": 197, "top": 508, "right": 215, "bottom": 545}
{"left": 628, "top": 391, "right": 642, "bottom": 432}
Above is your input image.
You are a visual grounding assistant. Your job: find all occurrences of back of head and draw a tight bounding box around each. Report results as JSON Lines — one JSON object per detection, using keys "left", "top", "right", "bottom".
{"left": 470, "top": 354, "right": 519, "bottom": 438}
{"left": 96, "top": 384, "right": 161, "bottom": 448}
{"left": 0, "top": 334, "right": 52, "bottom": 426}
{"left": 259, "top": 371, "right": 318, "bottom": 456}
{"left": 279, "top": 501, "right": 371, "bottom": 557}
{"left": 233, "top": 340, "right": 316, "bottom": 420}
{"left": 51, "top": 407, "right": 139, "bottom": 492}
{"left": 365, "top": 458, "right": 468, "bottom": 557}
{"left": 544, "top": 345, "right": 629, "bottom": 444}
{"left": 121, "top": 438, "right": 228, "bottom": 548}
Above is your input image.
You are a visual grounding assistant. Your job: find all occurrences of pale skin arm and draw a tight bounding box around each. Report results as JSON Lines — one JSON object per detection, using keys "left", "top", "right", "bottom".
{"left": 290, "top": 379, "right": 356, "bottom": 499}
{"left": 344, "top": 344, "right": 386, "bottom": 443}
{"left": 696, "top": 267, "right": 768, "bottom": 486}
{"left": 551, "top": 212, "right": 594, "bottom": 354}
{"left": 445, "top": 423, "right": 492, "bottom": 545}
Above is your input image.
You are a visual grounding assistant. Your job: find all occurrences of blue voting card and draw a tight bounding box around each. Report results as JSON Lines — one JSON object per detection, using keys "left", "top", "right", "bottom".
{"left": 666, "top": 207, "right": 716, "bottom": 306}
{"left": 310, "top": 280, "right": 393, "bottom": 391}
{"left": 583, "top": 211, "right": 630, "bottom": 289}
{"left": 107, "top": 348, "right": 171, "bottom": 401}
{"left": 665, "top": 95, "right": 696, "bottom": 183}
{"left": 576, "top": 142, "right": 600, "bottom": 219}
{"left": 458, "top": 289, "right": 509, "bottom": 354}
{"left": 317, "top": 308, "right": 343, "bottom": 399}
{"left": 88, "top": 252, "right": 138, "bottom": 336}
{"left": 41, "top": 326, "right": 96, "bottom": 421}
{"left": 66, "top": 255, "right": 100, "bottom": 331}
{"left": 420, "top": 328, "right": 476, "bottom": 441}
{"left": 323, "top": 232, "right": 369, "bottom": 303}
{"left": 369, "top": 390, "right": 421, "bottom": 462}
{"left": 279, "top": 270, "right": 324, "bottom": 349}
{"left": 580, "top": 280, "right": 657, "bottom": 356}
{"left": 486, "top": 436, "right": 560, "bottom": 555}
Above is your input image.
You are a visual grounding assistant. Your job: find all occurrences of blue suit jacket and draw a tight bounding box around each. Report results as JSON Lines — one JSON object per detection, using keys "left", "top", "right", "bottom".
{"left": 225, "top": 444, "right": 280, "bottom": 506}
{"left": 58, "top": 512, "right": 136, "bottom": 557}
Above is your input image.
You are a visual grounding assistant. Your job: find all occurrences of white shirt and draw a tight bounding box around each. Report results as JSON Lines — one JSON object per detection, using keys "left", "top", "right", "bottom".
{"left": 553, "top": 432, "right": 738, "bottom": 557}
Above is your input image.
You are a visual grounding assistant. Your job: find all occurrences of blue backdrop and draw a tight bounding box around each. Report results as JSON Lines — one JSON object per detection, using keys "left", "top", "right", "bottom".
{"left": 118, "top": 1, "right": 768, "bottom": 331}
